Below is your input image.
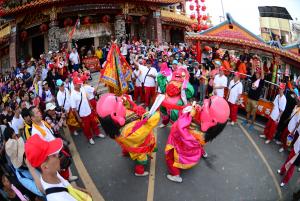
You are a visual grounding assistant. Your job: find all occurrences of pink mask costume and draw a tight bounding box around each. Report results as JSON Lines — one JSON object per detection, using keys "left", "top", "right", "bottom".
{"left": 158, "top": 66, "right": 195, "bottom": 126}
{"left": 165, "top": 96, "right": 230, "bottom": 182}
{"left": 97, "top": 93, "right": 160, "bottom": 176}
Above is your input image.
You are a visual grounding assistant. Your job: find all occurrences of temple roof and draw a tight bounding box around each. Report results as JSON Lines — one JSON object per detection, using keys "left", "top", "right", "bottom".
{"left": 185, "top": 14, "right": 300, "bottom": 63}
{"left": 1, "top": 0, "right": 183, "bottom": 17}
{"left": 161, "top": 10, "right": 196, "bottom": 26}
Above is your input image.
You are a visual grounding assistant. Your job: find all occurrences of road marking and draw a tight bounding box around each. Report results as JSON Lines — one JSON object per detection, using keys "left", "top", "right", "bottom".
{"left": 64, "top": 128, "right": 105, "bottom": 201}
{"left": 238, "top": 122, "right": 282, "bottom": 200}
{"left": 147, "top": 128, "right": 157, "bottom": 201}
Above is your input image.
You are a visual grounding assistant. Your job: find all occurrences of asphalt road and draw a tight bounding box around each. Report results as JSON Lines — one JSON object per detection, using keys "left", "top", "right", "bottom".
{"left": 70, "top": 119, "right": 300, "bottom": 201}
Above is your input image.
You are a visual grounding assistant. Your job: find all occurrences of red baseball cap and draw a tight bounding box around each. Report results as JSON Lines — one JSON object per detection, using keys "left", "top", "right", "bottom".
{"left": 73, "top": 76, "right": 83, "bottom": 85}
{"left": 279, "top": 83, "right": 286, "bottom": 90}
{"left": 25, "top": 135, "right": 63, "bottom": 168}
{"left": 220, "top": 66, "right": 226, "bottom": 71}
{"left": 234, "top": 72, "right": 240, "bottom": 77}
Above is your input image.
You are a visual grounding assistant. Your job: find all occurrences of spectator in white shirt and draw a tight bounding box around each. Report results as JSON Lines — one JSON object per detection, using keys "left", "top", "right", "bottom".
{"left": 42, "top": 81, "right": 54, "bottom": 103}
{"left": 132, "top": 64, "right": 144, "bottom": 102}
{"left": 213, "top": 66, "right": 228, "bottom": 98}
{"left": 134, "top": 59, "right": 157, "bottom": 109}
{"left": 10, "top": 106, "right": 24, "bottom": 135}
{"left": 227, "top": 72, "right": 243, "bottom": 126}
{"left": 261, "top": 83, "right": 287, "bottom": 144}
{"left": 69, "top": 48, "right": 80, "bottom": 71}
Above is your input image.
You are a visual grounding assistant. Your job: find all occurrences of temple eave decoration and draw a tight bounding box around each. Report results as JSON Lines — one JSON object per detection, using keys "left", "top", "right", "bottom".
{"left": 1, "top": 0, "right": 184, "bottom": 17}
{"left": 160, "top": 10, "right": 196, "bottom": 26}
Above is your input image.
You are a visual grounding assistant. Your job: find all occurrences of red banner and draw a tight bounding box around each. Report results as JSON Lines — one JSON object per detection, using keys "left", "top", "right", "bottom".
{"left": 82, "top": 56, "right": 100, "bottom": 72}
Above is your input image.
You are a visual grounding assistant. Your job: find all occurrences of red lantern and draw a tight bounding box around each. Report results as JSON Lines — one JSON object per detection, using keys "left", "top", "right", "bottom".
{"left": 39, "top": 23, "right": 48, "bottom": 33}
{"left": 191, "top": 23, "right": 197, "bottom": 30}
{"left": 102, "top": 15, "right": 110, "bottom": 23}
{"left": 20, "top": 31, "right": 28, "bottom": 41}
{"left": 83, "top": 16, "right": 91, "bottom": 25}
{"left": 190, "top": 14, "right": 195, "bottom": 20}
{"left": 140, "top": 16, "right": 147, "bottom": 25}
{"left": 202, "top": 24, "right": 209, "bottom": 30}
{"left": 126, "top": 16, "right": 133, "bottom": 24}
{"left": 197, "top": 24, "right": 202, "bottom": 31}
{"left": 189, "top": 5, "right": 194, "bottom": 11}
{"left": 197, "top": 15, "right": 202, "bottom": 21}
{"left": 196, "top": 5, "right": 200, "bottom": 11}
{"left": 64, "top": 18, "right": 73, "bottom": 27}
{"left": 202, "top": 6, "right": 206, "bottom": 11}
{"left": 201, "top": 0, "right": 205, "bottom": 2}
{"left": 202, "top": 15, "right": 208, "bottom": 21}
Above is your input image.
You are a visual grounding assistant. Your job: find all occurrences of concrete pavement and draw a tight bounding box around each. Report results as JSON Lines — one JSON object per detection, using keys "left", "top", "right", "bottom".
{"left": 69, "top": 119, "right": 300, "bottom": 201}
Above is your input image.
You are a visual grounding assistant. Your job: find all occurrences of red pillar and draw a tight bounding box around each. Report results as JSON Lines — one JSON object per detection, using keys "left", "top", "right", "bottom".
{"left": 196, "top": 40, "right": 201, "bottom": 63}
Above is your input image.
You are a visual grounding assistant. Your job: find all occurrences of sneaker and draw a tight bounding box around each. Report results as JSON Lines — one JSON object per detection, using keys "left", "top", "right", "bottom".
{"left": 280, "top": 182, "right": 285, "bottom": 187}
{"left": 277, "top": 169, "right": 281, "bottom": 174}
{"left": 97, "top": 133, "right": 105, "bottom": 138}
{"left": 202, "top": 151, "right": 208, "bottom": 158}
{"left": 68, "top": 176, "right": 78, "bottom": 182}
{"left": 73, "top": 131, "right": 79, "bottom": 136}
{"left": 275, "top": 140, "right": 282, "bottom": 145}
{"left": 265, "top": 140, "right": 271, "bottom": 144}
{"left": 231, "top": 121, "right": 235, "bottom": 126}
{"left": 135, "top": 171, "right": 149, "bottom": 177}
{"left": 159, "top": 124, "right": 167, "bottom": 128}
{"left": 241, "top": 119, "right": 248, "bottom": 126}
{"left": 166, "top": 174, "right": 183, "bottom": 183}
{"left": 248, "top": 124, "right": 254, "bottom": 131}
{"left": 259, "top": 135, "right": 266, "bottom": 139}
{"left": 89, "top": 138, "right": 95, "bottom": 145}
{"left": 279, "top": 148, "right": 284, "bottom": 153}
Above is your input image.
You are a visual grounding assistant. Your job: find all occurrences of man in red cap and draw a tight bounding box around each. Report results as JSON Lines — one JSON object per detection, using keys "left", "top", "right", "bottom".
{"left": 70, "top": 76, "right": 104, "bottom": 145}
{"left": 227, "top": 72, "right": 243, "bottom": 126}
{"left": 25, "top": 135, "right": 90, "bottom": 201}
{"left": 260, "top": 83, "right": 287, "bottom": 144}
{"left": 242, "top": 61, "right": 265, "bottom": 131}
{"left": 213, "top": 66, "right": 228, "bottom": 98}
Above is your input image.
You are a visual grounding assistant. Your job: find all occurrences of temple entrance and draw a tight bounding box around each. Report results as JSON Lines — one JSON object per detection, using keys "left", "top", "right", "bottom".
{"left": 76, "top": 37, "right": 95, "bottom": 57}
{"left": 32, "top": 35, "right": 44, "bottom": 59}
{"left": 170, "top": 29, "right": 184, "bottom": 44}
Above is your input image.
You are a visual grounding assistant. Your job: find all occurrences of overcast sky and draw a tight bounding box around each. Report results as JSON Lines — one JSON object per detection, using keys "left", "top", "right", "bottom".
{"left": 190, "top": 0, "right": 300, "bottom": 35}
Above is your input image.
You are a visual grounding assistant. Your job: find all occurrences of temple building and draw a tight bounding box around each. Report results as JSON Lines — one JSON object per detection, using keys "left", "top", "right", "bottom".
{"left": 0, "top": 0, "right": 195, "bottom": 70}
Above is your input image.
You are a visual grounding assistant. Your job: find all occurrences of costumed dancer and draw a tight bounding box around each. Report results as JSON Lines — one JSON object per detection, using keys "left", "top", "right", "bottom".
{"left": 158, "top": 66, "right": 194, "bottom": 128}
{"left": 165, "top": 96, "right": 230, "bottom": 183}
{"left": 100, "top": 41, "right": 132, "bottom": 96}
{"left": 97, "top": 93, "right": 162, "bottom": 176}
{"left": 70, "top": 75, "right": 104, "bottom": 145}
{"left": 156, "top": 62, "right": 172, "bottom": 94}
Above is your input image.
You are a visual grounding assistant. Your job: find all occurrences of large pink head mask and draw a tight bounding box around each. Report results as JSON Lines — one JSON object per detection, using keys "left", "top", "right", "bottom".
{"left": 97, "top": 93, "right": 126, "bottom": 138}
{"left": 171, "top": 66, "right": 190, "bottom": 83}
{"left": 197, "top": 96, "right": 230, "bottom": 133}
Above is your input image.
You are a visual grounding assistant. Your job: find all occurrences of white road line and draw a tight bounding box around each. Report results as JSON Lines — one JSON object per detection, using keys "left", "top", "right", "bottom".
{"left": 147, "top": 128, "right": 157, "bottom": 201}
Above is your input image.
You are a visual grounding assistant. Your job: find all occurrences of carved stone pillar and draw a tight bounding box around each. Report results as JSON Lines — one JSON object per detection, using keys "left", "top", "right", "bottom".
{"left": 47, "top": 8, "right": 60, "bottom": 51}
{"left": 9, "top": 23, "right": 17, "bottom": 67}
{"left": 114, "top": 15, "right": 126, "bottom": 43}
{"left": 153, "top": 11, "right": 162, "bottom": 43}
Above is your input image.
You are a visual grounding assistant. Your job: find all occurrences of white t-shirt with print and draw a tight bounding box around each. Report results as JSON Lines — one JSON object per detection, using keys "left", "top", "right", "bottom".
{"left": 132, "top": 69, "right": 142, "bottom": 87}
{"left": 270, "top": 94, "right": 287, "bottom": 121}
{"left": 41, "top": 173, "right": 77, "bottom": 201}
{"left": 288, "top": 108, "right": 300, "bottom": 133}
{"left": 139, "top": 65, "right": 157, "bottom": 87}
{"left": 228, "top": 80, "right": 243, "bottom": 104}
{"left": 213, "top": 74, "right": 228, "bottom": 97}
{"left": 70, "top": 88, "right": 91, "bottom": 117}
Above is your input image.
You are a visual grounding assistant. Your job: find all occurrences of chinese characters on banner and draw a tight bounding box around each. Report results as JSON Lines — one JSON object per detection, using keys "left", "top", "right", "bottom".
{"left": 238, "top": 94, "right": 274, "bottom": 117}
